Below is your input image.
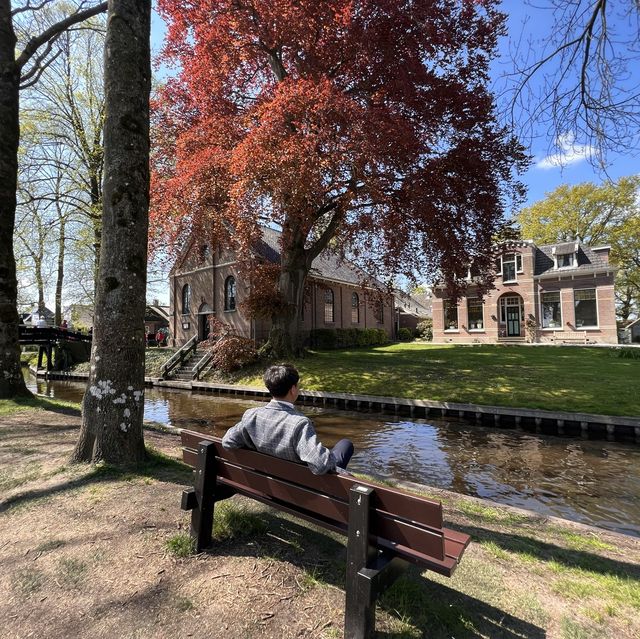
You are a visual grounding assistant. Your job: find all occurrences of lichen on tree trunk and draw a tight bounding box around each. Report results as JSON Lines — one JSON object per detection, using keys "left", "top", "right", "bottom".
{"left": 72, "top": 0, "right": 151, "bottom": 464}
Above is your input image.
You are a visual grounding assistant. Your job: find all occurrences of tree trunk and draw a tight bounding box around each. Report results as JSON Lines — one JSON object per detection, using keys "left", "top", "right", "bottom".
{"left": 55, "top": 217, "right": 66, "bottom": 326}
{"left": 0, "top": 2, "right": 30, "bottom": 398}
{"left": 72, "top": 0, "right": 151, "bottom": 464}
{"left": 265, "top": 256, "right": 308, "bottom": 359}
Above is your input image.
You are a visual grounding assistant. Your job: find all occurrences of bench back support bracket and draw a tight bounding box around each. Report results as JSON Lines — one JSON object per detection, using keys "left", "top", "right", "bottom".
{"left": 191, "top": 441, "right": 218, "bottom": 552}
{"left": 345, "top": 485, "right": 408, "bottom": 639}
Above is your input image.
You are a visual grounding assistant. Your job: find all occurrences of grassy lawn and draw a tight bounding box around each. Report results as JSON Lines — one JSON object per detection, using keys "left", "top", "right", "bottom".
{"left": 228, "top": 343, "right": 640, "bottom": 417}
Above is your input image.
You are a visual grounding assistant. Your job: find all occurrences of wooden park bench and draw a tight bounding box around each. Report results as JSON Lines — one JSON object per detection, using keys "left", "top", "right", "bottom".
{"left": 552, "top": 330, "right": 589, "bottom": 344}
{"left": 180, "top": 430, "right": 471, "bottom": 639}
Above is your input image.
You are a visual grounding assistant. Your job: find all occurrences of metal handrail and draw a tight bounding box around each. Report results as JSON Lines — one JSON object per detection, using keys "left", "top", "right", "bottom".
{"left": 160, "top": 335, "right": 198, "bottom": 377}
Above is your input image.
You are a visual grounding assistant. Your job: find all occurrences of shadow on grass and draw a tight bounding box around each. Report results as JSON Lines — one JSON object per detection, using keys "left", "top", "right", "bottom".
{"left": 459, "top": 523, "right": 640, "bottom": 580}
{"left": 0, "top": 448, "right": 191, "bottom": 514}
{"left": 201, "top": 503, "right": 544, "bottom": 639}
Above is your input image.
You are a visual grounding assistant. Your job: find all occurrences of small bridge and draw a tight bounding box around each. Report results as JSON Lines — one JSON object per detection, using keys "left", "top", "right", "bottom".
{"left": 19, "top": 326, "right": 91, "bottom": 371}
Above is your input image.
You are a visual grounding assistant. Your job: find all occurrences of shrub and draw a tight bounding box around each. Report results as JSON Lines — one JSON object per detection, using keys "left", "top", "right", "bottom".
{"left": 614, "top": 347, "right": 640, "bottom": 360}
{"left": 415, "top": 319, "right": 433, "bottom": 341}
{"left": 203, "top": 318, "right": 258, "bottom": 372}
{"left": 397, "top": 327, "right": 413, "bottom": 341}
{"left": 211, "top": 335, "right": 258, "bottom": 373}
{"left": 309, "top": 328, "right": 338, "bottom": 349}
{"left": 309, "top": 327, "right": 389, "bottom": 349}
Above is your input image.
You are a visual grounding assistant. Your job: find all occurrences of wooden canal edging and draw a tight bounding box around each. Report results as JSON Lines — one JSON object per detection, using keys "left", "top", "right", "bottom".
{"left": 34, "top": 371, "right": 640, "bottom": 443}
{"left": 187, "top": 382, "right": 640, "bottom": 443}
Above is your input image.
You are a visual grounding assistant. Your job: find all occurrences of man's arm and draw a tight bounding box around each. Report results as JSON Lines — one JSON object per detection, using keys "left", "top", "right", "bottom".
{"left": 294, "top": 419, "right": 336, "bottom": 475}
{"left": 221, "top": 409, "right": 256, "bottom": 449}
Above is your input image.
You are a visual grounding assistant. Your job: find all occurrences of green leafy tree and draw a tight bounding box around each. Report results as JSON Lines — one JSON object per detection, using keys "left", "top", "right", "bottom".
{"left": 518, "top": 177, "right": 640, "bottom": 321}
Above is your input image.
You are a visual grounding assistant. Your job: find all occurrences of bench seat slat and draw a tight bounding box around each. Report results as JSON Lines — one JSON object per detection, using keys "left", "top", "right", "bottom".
{"left": 181, "top": 431, "right": 443, "bottom": 528}
{"left": 213, "top": 475, "right": 461, "bottom": 574}
{"left": 211, "top": 458, "right": 446, "bottom": 561}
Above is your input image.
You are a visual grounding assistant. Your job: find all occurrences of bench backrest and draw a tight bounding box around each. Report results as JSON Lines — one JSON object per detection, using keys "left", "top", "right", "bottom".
{"left": 181, "top": 429, "right": 469, "bottom": 576}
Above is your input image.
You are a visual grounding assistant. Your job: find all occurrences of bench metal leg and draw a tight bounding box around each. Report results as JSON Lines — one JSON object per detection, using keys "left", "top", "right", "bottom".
{"left": 345, "top": 485, "right": 408, "bottom": 639}
{"left": 188, "top": 441, "right": 218, "bottom": 552}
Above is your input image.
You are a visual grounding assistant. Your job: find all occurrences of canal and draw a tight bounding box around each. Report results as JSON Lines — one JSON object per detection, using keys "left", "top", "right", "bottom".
{"left": 29, "top": 376, "right": 640, "bottom": 538}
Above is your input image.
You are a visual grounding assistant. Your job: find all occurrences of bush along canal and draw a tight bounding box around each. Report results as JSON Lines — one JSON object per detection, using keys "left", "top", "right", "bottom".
{"left": 29, "top": 375, "right": 640, "bottom": 538}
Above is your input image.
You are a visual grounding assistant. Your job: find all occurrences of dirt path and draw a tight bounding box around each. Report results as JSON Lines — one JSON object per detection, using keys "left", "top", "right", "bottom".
{"left": 1, "top": 408, "right": 639, "bottom": 639}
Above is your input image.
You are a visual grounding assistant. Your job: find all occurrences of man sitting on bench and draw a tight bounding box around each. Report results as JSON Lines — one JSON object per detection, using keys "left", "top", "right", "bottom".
{"left": 222, "top": 363, "right": 354, "bottom": 475}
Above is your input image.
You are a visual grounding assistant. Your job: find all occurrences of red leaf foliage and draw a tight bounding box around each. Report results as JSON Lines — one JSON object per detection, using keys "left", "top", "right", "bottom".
{"left": 151, "top": 0, "right": 527, "bottom": 302}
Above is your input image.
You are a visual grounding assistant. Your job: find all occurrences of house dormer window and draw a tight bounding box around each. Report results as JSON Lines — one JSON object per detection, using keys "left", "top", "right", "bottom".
{"left": 557, "top": 253, "right": 574, "bottom": 268}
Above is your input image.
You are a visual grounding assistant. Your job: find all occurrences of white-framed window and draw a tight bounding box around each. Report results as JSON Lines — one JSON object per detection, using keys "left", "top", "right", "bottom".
{"left": 181, "top": 284, "right": 191, "bottom": 314}
{"left": 444, "top": 300, "right": 458, "bottom": 330}
{"left": 224, "top": 276, "right": 236, "bottom": 311}
{"left": 324, "top": 288, "right": 335, "bottom": 323}
{"left": 574, "top": 288, "right": 598, "bottom": 327}
{"left": 499, "top": 296, "right": 523, "bottom": 323}
{"left": 499, "top": 253, "right": 522, "bottom": 282}
{"left": 541, "top": 291, "right": 561, "bottom": 328}
{"left": 556, "top": 253, "right": 574, "bottom": 269}
{"left": 351, "top": 292, "right": 360, "bottom": 324}
{"left": 467, "top": 298, "right": 484, "bottom": 330}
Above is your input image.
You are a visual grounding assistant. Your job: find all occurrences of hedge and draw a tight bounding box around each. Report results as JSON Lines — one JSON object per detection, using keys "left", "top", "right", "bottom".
{"left": 308, "top": 327, "right": 389, "bottom": 350}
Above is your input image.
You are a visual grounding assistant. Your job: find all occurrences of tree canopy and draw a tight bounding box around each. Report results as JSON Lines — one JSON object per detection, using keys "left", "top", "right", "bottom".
{"left": 152, "top": 0, "right": 526, "bottom": 355}
{"left": 518, "top": 176, "right": 640, "bottom": 320}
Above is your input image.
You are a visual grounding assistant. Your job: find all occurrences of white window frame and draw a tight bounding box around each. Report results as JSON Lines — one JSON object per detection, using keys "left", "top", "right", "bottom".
{"left": 499, "top": 253, "right": 521, "bottom": 283}
{"left": 499, "top": 296, "right": 522, "bottom": 324}
{"left": 573, "top": 287, "right": 599, "bottom": 329}
{"left": 540, "top": 290, "right": 562, "bottom": 330}
{"left": 554, "top": 252, "right": 575, "bottom": 269}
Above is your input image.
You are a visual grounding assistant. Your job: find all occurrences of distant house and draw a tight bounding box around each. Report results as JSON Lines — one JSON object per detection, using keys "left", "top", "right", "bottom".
{"left": 393, "top": 289, "right": 432, "bottom": 334}
{"left": 432, "top": 239, "right": 618, "bottom": 344}
{"left": 621, "top": 317, "right": 640, "bottom": 344}
{"left": 64, "top": 304, "right": 94, "bottom": 329}
{"left": 22, "top": 306, "right": 55, "bottom": 326}
{"left": 169, "top": 226, "right": 394, "bottom": 347}
{"left": 144, "top": 305, "right": 170, "bottom": 336}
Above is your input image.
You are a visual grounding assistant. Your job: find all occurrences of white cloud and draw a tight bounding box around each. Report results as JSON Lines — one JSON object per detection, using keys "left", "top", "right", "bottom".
{"left": 535, "top": 133, "right": 594, "bottom": 170}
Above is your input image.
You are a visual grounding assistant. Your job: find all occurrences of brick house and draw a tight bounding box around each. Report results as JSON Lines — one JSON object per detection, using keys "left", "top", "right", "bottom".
{"left": 432, "top": 240, "right": 618, "bottom": 344}
{"left": 169, "top": 227, "right": 394, "bottom": 346}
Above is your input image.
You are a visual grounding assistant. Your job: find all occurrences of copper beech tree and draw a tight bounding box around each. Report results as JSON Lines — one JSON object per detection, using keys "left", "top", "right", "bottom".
{"left": 152, "top": 0, "right": 527, "bottom": 357}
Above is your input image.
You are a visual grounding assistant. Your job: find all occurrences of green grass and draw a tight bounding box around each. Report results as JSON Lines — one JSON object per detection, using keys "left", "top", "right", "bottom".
{"left": 0, "top": 395, "right": 81, "bottom": 417}
{"left": 227, "top": 343, "right": 640, "bottom": 416}
{"left": 165, "top": 533, "right": 195, "bottom": 558}
{"left": 212, "top": 501, "right": 268, "bottom": 541}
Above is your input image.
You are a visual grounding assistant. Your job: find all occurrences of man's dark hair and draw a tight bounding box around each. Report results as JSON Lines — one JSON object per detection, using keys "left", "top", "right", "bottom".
{"left": 263, "top": 364, "right": 299, "bottom": 398}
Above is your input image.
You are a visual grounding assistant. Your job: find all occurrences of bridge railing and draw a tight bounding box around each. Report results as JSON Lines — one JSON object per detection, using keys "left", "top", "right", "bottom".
{"left": 19, "top": 326, "right": 92, "bottom": 345}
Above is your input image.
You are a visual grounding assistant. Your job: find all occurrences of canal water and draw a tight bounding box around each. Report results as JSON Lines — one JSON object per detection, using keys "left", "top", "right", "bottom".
{"left": 29, "top": 376, "right": 640, "bottom": 538}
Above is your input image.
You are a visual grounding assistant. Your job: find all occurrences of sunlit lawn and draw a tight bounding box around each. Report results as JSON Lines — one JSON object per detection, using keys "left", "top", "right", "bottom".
{"left": 233, "top": 343, "right": 640, "bottom": 417}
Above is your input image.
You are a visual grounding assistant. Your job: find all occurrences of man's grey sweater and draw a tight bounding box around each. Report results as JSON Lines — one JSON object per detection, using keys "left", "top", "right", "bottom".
{"left": 221, "top": 399, "right": 337, "bottom": 475}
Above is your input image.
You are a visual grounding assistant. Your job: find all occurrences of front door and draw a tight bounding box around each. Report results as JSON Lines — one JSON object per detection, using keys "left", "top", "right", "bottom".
{"left": 506, "top": 305, "right": 521, "bottom": 337}
{"left": 198, "top": 314, "right": 211, "bottom": 341}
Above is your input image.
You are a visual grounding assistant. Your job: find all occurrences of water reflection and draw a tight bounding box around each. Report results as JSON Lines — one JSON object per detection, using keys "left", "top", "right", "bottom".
{"left": 28, "top": 376, "right": 640, "bottom": 537}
